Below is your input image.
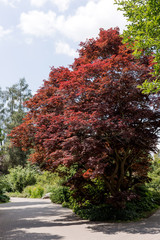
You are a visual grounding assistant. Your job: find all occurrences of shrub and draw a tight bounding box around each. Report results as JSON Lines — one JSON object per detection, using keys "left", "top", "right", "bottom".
{"left": 50, "top": 186, "right": 70, "bottom": 204}
{"left": 23, "top": 185, "right": 44, "bottom": 198}
{"left": 73, "top": 189, "right": 160, "bottom": 221}
{"left": 0, "top": 176, "right": 10, "bottom": 203}
{"left": 36, "top": 171, "right": 60, "bottom": 186}
{"left": 0, "top": 194, "right": 10, "bottom": 203}
{"left": 146, "top": 153, "right": 160, "bottom": 191}
{"left": 5, "top": 164, "right": 37, "bottom": 192}
{"left": 7, "top": 191, "right": 26, "bottom": 198}
{"left": 0, "top": 176, "right": 7, "bottom": 194}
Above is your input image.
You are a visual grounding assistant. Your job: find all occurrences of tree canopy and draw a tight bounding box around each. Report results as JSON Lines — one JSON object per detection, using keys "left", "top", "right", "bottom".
{"left": 115, "top": 0, "right": 160, "bottom": 93}
{"left": 10, "top": 28, "right": 160, "bottom": 205}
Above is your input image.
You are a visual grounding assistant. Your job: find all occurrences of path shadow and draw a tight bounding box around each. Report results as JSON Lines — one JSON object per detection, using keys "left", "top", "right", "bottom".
{"left": 87, "top": 210, "right": 160, "bottom": 235}
{"left": 0, "top": 231, "right": 62, "bottom": 240}
{"left": 0, "top": 199, "right": 86, "bottom": 240}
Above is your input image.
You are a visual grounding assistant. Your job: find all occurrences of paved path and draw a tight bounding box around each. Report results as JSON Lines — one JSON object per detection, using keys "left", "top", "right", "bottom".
{"left": 0, "top": 198, "right": 160, "bottom": 240}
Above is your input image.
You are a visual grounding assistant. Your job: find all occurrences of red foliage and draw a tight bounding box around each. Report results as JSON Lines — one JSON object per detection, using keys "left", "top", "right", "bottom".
{"left": 10, "top": 28, "right": 160, "bottom": 199}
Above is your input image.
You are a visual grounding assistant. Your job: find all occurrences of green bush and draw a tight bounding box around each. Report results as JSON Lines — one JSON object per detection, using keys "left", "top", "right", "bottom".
{"left": 151, "top": 191, "right": 160, "bottom": 205}
{"left": 147, "top": 153, "right": 160, "bottom": 191}
{"left": 0, "top": 176, "right": 7, "bottom": 194}
{"left": 23, "top": 185, "right": 44, "bottom": 198}
{"left": 50, "top": 186, "right": 70, "bottom": 204}
{"left": 5, "top": 166, "right": 66, "bottom": 198}
{"left": 7, "top": 191, "right": 26, "bottom": 198}
{"left": 5, "top": 164, "right": 38, "bottom": 193}
{"left": 73, "top": 189, "right": 160, "bottom": 221}
{"left": 0, "top": 194, "right": 10, "bottom": 203}
{"left": 36, "top": 171, "right": 60, "bottom": 186}
{"left": 0, "top": 176, "right": 10, "bottom": 203}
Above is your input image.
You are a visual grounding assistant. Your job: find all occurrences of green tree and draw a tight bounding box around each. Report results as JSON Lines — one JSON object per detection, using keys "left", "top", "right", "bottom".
{"left": 115, "top": 0, "right": 160, "bottom": 93}
{"left": 2, "top": 79, "right": 32, "bottom": 170}
{"left": 5, "top": 78, "right": 32, "bottom": 130}
{"left": 0, "top": 87, "right": 6, "bottom": 142}
{"left": 0, "top": 88, "right": 6, "bottom": 172}
{"left": 0, "top": 87, "right": 5, "bottom": 123}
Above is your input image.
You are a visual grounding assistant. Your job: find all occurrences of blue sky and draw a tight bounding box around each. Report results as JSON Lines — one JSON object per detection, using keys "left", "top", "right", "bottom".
{"left": 0, "top": 0, "right": 127, "bottom": 93}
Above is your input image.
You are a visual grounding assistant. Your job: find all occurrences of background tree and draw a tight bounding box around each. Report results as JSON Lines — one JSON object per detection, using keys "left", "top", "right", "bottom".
{"left": 115, "top": 0, "right": 160, "bottom": 93}
{"left": 0, "top": 87, "right": 6, "bottom": 172}
{"left": 0, "top": 87, "right": 6, "bottom": 145}
{"left": 10, "top": 28, "right": 160, "bottom": 206}
{"left": 0, "top": 87, "right": 5, "bottom": 122}
{"left": 0, "top": 79, "right": 32, "bottom": 171}
{"left": 5, "top": 78, "right": 32, "bottom": 131}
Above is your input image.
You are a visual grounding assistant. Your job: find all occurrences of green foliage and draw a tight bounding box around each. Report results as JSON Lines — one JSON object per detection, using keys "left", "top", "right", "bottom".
{"left": 50, "top": 186, "right": 70, "bottom": 204}
{"left": 23, "top": 185, "right": 44, "bottom": 198}
{"left": 66, "top": 177, "right": 107, "bottom": 207}
{"left": 5, "top": 164, "right": 37, "bottom": 193}
{"left": 7, "top": 191, "right": 26, "bottom": 198}
{"left": 0, "top": 194, "right": 10, "bottom": 203}
{"left": 0, "top": 176, "right": 6, "bottom": 195}
{"left": 6, "top": 167, "right": 65, "bottom": 200}
{"left": 0, "top": 175, "right": 10, "bottom": 203}
{"left": 115, "top": 0, "right": 160, "bottom": 93}
{"left": 0, "top": 175, "right": 11, "bottom": 194}
{"left": 73, "top": 189, "right": 160, "bottom": 221}
{"left": 0, "top": 128, "right": 4, "bottom": 148}
{"left": 3, "top": 142, "right": 29, "bottom": 170}
{"left": 146, "top": 153, "right": 160, "bottom": 191}
{"left": 36, "top": 170, "right": 61, "bottom": 187}
{"left": 0, "top": 78, "right": 32, "bottom": 172}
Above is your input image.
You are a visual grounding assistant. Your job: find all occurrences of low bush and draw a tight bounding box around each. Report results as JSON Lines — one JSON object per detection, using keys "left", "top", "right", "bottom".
{"left": 5, "top": 165, "right": 66, "bottom": 199}
{"left": 73, "top": 189, "right": 160, "bottom": 221}
{"left": 0, "top": 194, "right": 10, "bottom": 203}
{"left": 23, "top": 185, "right": 44, "bottom": 198}
{"left": 0, "top": 176, "right": 7, "bottom": 194}
{"left": 5, "top": 164, "right": 38, "bottom": 193}
{"left": 0, "top": 176, "right": 10, "bottom": 203}
{"left": 7, "top": 191, "right": 26, "bottom": 198}
{"left": 36, "top": 171, "right": 61, "bottom": 187}
{"left": 50, "top": 186, "right": 70, "bottom": 204}
{"left": 146, "top": 153, "right": 160, "bottom": 192}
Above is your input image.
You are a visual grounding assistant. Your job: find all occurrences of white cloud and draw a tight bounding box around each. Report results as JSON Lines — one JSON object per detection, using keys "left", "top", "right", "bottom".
{"left": 30, "top": 0, "right": 71, "bottom": 12}
{"left": 0, "top": 0, "right": 7, "bottom": 3}
{"left": 55, "top": 41, "right": 78, "bottom": 57}
{"left": 50, "top": 0, "right": 71, "bottom": 12}
{"left": 57, "top": 0, "right": 127, "bottom": 42}
{"left": 30, "top": 0, "right": 47, "bottom": 8}
{"left": 19, "top": 10, "right": 57, "bottom": 37}
{"left": 19, "top": 0, "right": 126, "bottom": 42}
{"left": 0, "top": 0, "right": 20, "bottom": 7}
{"left": 0, "top": 26, "right": 12, "bottom": 38}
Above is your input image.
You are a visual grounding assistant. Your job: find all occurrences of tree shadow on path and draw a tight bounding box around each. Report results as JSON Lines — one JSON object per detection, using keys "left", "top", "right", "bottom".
{"left": 0, "top": 231, "right": 62, "bottom": 240}
{"left": 0, "top": 198, "right": 66, "bottom": 240}
{"left": 87, "top": 209, "right": 160, "bottom": 235}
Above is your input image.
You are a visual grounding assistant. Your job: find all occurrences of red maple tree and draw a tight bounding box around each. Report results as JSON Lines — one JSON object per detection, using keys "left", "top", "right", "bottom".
{"left": 10, "top": 28, "right": 160, "bottom": 204}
